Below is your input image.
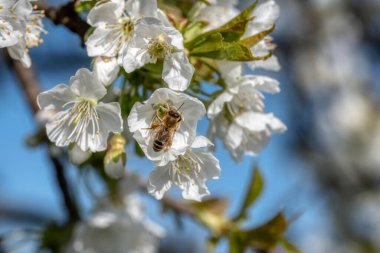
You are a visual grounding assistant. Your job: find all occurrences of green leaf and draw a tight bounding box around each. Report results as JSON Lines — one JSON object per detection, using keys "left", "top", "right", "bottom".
{"left": 281, "top": 239, "right": 302, "bottom": 253}
{"left": 229, "top": 232, "right": 247, "bottom": 253}
{"left": 186, "top": 1, "right": 258, "bottom": 50}
{"left": 246, "top": 213, "right": 288, "bottom": 250}
{"left": 215, "top": 0, "right": 258, "bottom": 42}
{"left": 190, "top": 40, "right": 255, "bottom": 61}
{"left": 239, "top": 25, "right": 276, "bottom": 48}
{"left": 74, "top": 0, "right": 97, "bottom": 12}
{"left": 233, "top": 168, "right": 264, "bottom": 221}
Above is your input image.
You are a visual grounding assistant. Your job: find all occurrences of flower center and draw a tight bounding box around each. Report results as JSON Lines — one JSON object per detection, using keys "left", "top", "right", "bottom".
{"left": 169, "top": 151, "right": 202, "bottom": 183}
{"left": 147, "top": 34, "right": 173, "bottom": 60}
{"left": 57, "top": 99, "right": 101, "bottom": 142}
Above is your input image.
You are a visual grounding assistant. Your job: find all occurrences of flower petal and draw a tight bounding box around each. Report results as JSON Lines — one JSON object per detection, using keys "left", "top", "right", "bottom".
{"left": 94, "top": 57, "right": 120, "bottom": 86}
{"left": 86, "top": 27, "right": 121, "bottom": 57}
{"left": 69, "top": 68, "right": 107, "bottom": 100}
{"left": 37, "top": 84, "right": 76, "bottom": 110}
{"left": 148, "top": 165, "right": 172, "bottom": 200}
{"left": 125, "top": 0, "right": 158, "bottom": 19}
{"left": 207, "top": 91, "right": 234, "bottom": 118}
{"left": 191, "top": 136, "right": 214, "bottom": 149}
{"left": 96, "top": 102, "right": 124, "bottom": 133}
{"left": 87, "top": 1, "right": 123, "bottom": 26}
{"left": 163, "top": 52, "right": 194, "bottom": 91}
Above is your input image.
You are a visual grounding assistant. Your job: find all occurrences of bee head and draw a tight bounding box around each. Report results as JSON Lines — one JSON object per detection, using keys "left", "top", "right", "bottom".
{"left": 168, "top": 110, "right": 181, "bottom": 121}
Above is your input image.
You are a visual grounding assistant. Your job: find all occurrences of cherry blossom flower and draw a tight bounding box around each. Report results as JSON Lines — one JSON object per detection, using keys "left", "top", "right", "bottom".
{"left": 148, "top": 136, "right": 220, "bottom": 201}
{"left": 128, "top": 88, "right": 205, "bottom": 166}
{"left": 123, "top": 17, "right": 194, "bottom": 91}
{"left": 207, "top": 74, "right": 286, "bottom": 162}
{"left": 85, "top": 0, "right": 166, "bottom": 71}
{"left": 0, "top": 0, "right": 46, "bottom": 67}
{"left": 37, "top": 68, "right": 123, "bottom": 152}
{"left": 66, "top": 181, "right": 164, "bottom": 253}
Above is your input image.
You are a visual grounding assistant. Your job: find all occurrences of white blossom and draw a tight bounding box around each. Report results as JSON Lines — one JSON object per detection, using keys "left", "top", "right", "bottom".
{"left": 0, "top": 0, "right": 45, "bottom": 67}
{"left": 85, "top": 0, "right": 167, "bottom": 74}
{"left": 37, "top": 68, "right": 123, "bottom": 152}
{"left": 123, "top": 17, "right": 194, "bottom": 91}
{"left": 66, "top": 191, "right": 164, "bottom": 253}
{"left": 128, "top": 88, "right": 205, "bottom": 166}
{"left": 148, "top": 136, "right": 220, "bottom": 201}
{"left": 208, "top": 74, "right": 286, "bottom": 162}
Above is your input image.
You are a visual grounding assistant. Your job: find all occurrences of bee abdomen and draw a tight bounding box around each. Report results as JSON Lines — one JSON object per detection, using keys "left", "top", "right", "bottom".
{"left": 153, "top": 140, "right": 165, "bottom": 152}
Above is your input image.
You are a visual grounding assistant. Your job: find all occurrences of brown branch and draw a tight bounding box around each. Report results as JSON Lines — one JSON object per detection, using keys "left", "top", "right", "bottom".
{"left": 135, "top": 177, "right": 197, "bottom": 218}
{"left": 36, "top": 1, "right": 90, "bottom": 43}
{"left": 3, "top": 49, "right": 80, "bottom": 221}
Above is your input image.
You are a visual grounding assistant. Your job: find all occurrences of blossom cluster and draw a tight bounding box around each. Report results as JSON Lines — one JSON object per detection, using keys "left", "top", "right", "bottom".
{"left": 0, "top": 0, "right": 45, "bottom": 67}
{"left": 36, "top": 0, "right": 285, "bottom": 202}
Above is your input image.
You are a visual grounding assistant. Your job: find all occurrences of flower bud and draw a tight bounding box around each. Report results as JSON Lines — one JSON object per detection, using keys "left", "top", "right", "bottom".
{"left": 104, "top": 134, "right": 127, "bottom": 179}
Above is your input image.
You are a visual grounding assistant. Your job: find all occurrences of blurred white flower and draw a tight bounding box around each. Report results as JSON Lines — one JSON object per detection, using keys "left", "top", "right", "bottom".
{"left": 0, "top": 0, "right": 46, "bottom": 67}
{"left": 66, "top": 194, "right": 164, "bottom": 253}
{"left": 128, "top": 88, "right": 205, "bottom": 166}
{"left": 148, "top": 136, "right": 220, "bottom": 201}
{"left": 207, "top": 75, "right": 285, "bottom": 162}
{"left": 123, "top": 17, "right": 194, "bottom": 91}
{"left": 69, "top": 144, "right": 92, "bottom": 165}
{"left": 37, "top": 68, "right": 123, "bottom": 152}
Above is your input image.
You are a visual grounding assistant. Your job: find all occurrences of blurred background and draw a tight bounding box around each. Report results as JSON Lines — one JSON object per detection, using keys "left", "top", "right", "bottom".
{"left": 1, "top": 0, "right": 380, "bottom": 252}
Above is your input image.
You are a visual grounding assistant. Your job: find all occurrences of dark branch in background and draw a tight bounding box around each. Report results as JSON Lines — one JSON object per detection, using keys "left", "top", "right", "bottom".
{"left": 2, "top": 49, "right": 80, "bottom": 222}
{"left": 36, "top": 1, "right": 89, "bottom": 43}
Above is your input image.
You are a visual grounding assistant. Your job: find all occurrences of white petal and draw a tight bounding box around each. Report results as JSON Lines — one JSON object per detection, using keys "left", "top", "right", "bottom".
{"left": 246, "top": 0, "right": 280, "bottom": 36}
{"left": 69, "top": 145, "right": 92, "bottom": 165}
{"left": 87, "top": 1, "right": 122, "bottom": 26}
{"left": 94, "top": 57, "right": 120, "bottom": 86}
{"left": 86, "top": 27, "right": 121, "bottom": 57}
{"left": 239, "top": 75, "right": 280, "bottom": 94}
{"left": 235, "top": 112, "right": 286, "bottom": 133}
{"left": 7, "top": 42, "right": 31, "bottom": 68}
{"left": 37, "top": 84, "right": 76, "bottom": 110}
{"left": 207, "top": 91, "right": 234, "bottom": 118}
{"left": 69, "top": 68, "right": 107, "bottom": 100}
{"left": 226, "top": 123, "right": 243, "bottom": 150}
{"left": 0, "top": 20, "right": 22, "bottom": 47}
{"left": 148, "top": 166, "right": 172, "bottom": 200}
{"left": 216, "top": 61, "right": 243, "bottom": 85}
{"left": 126, "top": 0, "right": 158, "bottom": 19}
{"left": 127, "top": 101, "right": 155, "bottom": 134}
{"left": 247, "top": 55, "right": 281, "bottom": 71}
{"left": 163, "top": 52, "right": 194, "bottom": 91}
{"left": 96, "top": 102, "right": 124, "bottom": 133}
{"left": 121, "top": 43, "right": 151, "bottom": 73}
{"left": 191, "top": 136, "right": 214, "bottom": 149}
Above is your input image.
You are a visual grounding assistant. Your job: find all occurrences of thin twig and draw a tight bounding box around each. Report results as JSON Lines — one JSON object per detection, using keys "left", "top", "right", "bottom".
{"left": 3, "top": 49, "right": 80, "bottom": 221}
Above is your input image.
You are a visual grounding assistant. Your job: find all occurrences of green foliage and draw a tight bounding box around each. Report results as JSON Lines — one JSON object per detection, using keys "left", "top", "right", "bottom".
{"left": 234, "top": 168, "right": 264, "bottom": 222}
{"left": 40, "top": 222, "right": 75, "bottom": 253}
{"left": 74, "top": 0, "right": 97, "bottom": 12}
{"left": 185, "top": 1, "right": 276, "bottom": 62}
{"left": 246, "top": 213, "right": 288, "bottom": 250}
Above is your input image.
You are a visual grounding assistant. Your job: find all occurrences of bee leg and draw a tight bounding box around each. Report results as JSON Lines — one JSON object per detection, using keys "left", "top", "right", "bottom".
{"left": 142, "top": 120, "right": 160, "bottom": 131}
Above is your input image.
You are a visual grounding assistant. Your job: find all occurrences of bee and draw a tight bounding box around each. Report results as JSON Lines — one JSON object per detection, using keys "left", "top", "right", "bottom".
{"left": 148, "top": 102, "right": 183, "bottom": 152}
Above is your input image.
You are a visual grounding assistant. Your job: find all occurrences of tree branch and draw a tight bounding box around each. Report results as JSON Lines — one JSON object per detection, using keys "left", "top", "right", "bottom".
{"left": 36, "top": 1, "right": 89, "bottom": 43}
{"left": 3, "top": 49, "right": 80, "bottom": 221}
